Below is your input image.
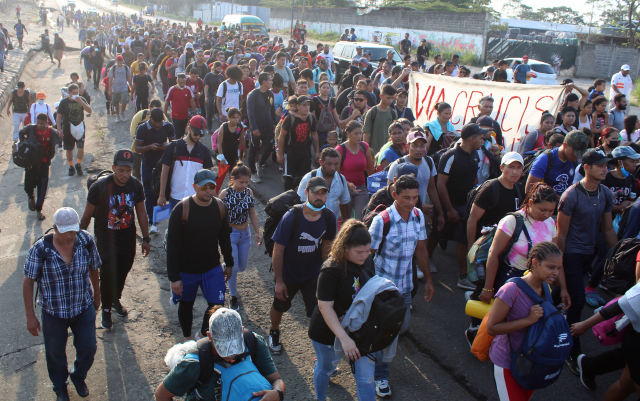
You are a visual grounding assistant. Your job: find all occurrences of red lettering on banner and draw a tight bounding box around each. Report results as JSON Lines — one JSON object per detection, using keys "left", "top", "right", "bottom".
{"left": 494, "top": 97, "right": 504, "bottom": 124}
{"left": 501, "top": 96, "right": 522, "bottom": 132}
{"left": 464, "top": 91, "right": 484, "bottom": 124}
{"left": 534, "top": 96, "right": 554, "bottom": 113}
{"left": 516, "top": 97, "right": 531, "bottom": 132}
{"left": 415, "top": 83, "right": 432, "bottom": 120}
{"left": 451, "top": 91, "right": 468, "bottom": 125}
{"left": 428, "top": 88, "right": 446, "bottom": 120}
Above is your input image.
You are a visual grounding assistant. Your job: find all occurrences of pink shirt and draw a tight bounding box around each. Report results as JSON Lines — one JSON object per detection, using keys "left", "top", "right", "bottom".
{"left": 336, "top": 142, "right": 369, "bottom": 186}
{"left": 497, "top": 210, "right": 556, "bottom": 271}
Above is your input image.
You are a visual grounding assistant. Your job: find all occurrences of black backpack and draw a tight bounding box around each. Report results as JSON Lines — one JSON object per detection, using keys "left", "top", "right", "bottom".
{"left": 519, "top": 149, "right": 553, "bottom": 186}
{"left": 263, "top": 190, "right": 301, "bottom": 258}
{"left": 13, "top": 126, "right": 44, "bottom": 169}
{"left": 616, "top": 204, "right": 634, "bottom": 240}
{"left": 462, "top": 178, "right": 524, "bottom": 233}
{"left": 348, "top": 263, "right": 407, "bottom": 357}
{"left": 152, "top": 140, "right": 183, "bottom": 198}
{"left": 603, "top": 238, "right": 640, "bottom": 294}
{"left": 86, "top": 170, "right": 113, "bottom": 191}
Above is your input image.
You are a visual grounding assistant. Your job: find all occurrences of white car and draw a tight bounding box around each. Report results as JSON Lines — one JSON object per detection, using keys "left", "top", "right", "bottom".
{"left": 481, "top": 58, "right": 557, "bottom": 85}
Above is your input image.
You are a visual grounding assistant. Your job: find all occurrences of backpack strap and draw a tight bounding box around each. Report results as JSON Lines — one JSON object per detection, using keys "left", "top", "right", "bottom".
{"left": 182, "top": 196, "right": 191, "bottom": 223}
{"left": 501, "top": 213, "right": 531, "bottom": 265}
{"left": 376, "top": 210, "right": 392, "bottom": 256}
{"left": 510, "top": 276, "right": 551, "bottom": 304}
{"left": 288, "top": 205, "right": 303, "bottom": 243}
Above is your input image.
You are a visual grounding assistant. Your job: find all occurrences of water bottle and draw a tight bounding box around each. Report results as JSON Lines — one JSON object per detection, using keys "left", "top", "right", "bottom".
{"left": 630, "top": 192, "right": 637, "bottom": 201}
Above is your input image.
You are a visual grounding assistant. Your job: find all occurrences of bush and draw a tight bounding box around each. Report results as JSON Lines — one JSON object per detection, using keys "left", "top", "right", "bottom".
{"left": 631, "top": 77, "right": 640, "bottom": 107}
{"left": 305, "top": 29, "right": 341, "bottom": 43}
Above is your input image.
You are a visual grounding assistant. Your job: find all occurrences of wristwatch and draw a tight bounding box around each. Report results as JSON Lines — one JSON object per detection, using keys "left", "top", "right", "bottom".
{"left": 142, "top": 236, "right": 151, "bottom": 243}
{"left": 277, "top": 389, "right": 284, "bottom": 400}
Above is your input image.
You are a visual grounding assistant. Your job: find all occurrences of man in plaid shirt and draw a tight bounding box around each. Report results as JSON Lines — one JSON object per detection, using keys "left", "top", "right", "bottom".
{"left": 368, "top": 174, "right": 434, "bottom": 398}
{"left": 22, "top": 208, "right": 101, "bottom": 401}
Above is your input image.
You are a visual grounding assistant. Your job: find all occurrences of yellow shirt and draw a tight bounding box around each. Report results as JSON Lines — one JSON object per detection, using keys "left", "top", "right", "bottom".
{"left": 131, "top": 61, "right": 145, "bottom": 75}
{"left": 130, "top": 109, "right": 171, "bottom": 152}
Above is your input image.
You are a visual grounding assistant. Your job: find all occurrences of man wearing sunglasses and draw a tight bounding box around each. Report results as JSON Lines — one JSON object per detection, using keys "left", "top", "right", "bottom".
{"left": 338, "top": 89, "right": 369, "bottom": 130}
{"left": 166, "top": 169, "right": 234, "bottom": 342}
{"left": 158, "top": 115, "right": 214, "bottom": 210}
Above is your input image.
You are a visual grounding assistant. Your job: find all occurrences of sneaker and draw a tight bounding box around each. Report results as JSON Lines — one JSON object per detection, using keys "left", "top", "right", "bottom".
{"left": 75, "top": 163, "right": 83, "bottom": 176}
{"left": 255, "top": 162, "right": 261, "bottom": 178}
{"left": 195, "top": 331, "right": 204, "bottom": 341}
{"left": 115, "top": 115, "right": 120, "bottom": 122}
{"left": 149, "top": 225, "right": 159, "bottom": 234}
{"left": 464, "top": 291, "right": 473, "bottom": 302}
{"left": 331, "top": 368, "right": 342, "bottom": 377}
{"left": 68, "top": 165, "right": 76, "bottom": 176}
{"left": 416, "top": 269, "right": 424, "bottom": 279}
{"left": 250, "top": 175, "right": 262, "bottom": 183}
{"left": 101, "top": 310, "right": 113, "bottom": 329}
{"left": 464, "top": 327, "right": 477, "bottom": 348}
{"left": 565, "top": 355, "right": 580, "bottom": 376}
{"left": 457, "top": 277, "right": 476, "bottom": 290}
{"left": 429, "top": 258, "right": 437, "bottom": 273}
{"left": 585, "top": 291, "right": 605, "bottom": 308}
{"left": 112, "top": 302, "right": 128, "bottom": 317}
{"left": 269, "top": 329, "right": 282, "bottom": 354}
{"left": 229, "top": 296, "right": 239, "bottom": 310}
{"left": 577, "top": 354, "right": 597, "bottom": 391}
{"left": 374, "top": 380, "right": 392, "bottom": 397}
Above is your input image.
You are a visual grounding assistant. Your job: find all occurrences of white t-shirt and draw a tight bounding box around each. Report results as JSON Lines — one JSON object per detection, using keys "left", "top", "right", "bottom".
{"left": 321, "top": 52, "right": 335, "bottom": 66}
{"left": 610, "top": 72, "right": 633, "bottom": 99}
{"left": 620, "top": 129, "right": 640, "bottom": 143}
{"left": 216, "top": 80, "right": 243, "bottom": 116}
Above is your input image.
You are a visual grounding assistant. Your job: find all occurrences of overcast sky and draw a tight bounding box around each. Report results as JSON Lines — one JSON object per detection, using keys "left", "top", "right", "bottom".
{"left": 491, "top": 0, "right": 596, "bottom": 18}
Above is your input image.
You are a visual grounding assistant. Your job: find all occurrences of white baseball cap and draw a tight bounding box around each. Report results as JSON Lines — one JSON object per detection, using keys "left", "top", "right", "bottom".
{"left": 501, "top": 151, "right": 524, "bottom": 166}
{"left": 209, "top": 308, "right": 244, "bottom": 357}
{"left": 185, "top": 42, "right": 194, "bottom": 49}
{"left": 621, "top": 64, "right": 631, "bottom": 71}
{"left": 53, "top": 207, "right": 80, "bottom": 233}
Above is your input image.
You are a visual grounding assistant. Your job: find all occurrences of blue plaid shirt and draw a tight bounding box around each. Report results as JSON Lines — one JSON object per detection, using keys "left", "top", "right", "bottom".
{"left": 24, "top": 230, "right": 102, "bottom": 319}
{"left": 369, "top": 204, "right": 427, "bottom": 294}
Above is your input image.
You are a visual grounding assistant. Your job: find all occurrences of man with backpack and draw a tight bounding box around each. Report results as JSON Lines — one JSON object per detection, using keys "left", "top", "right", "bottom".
{"left": 557, "top": 148, "right": 618, "bottom": 374}
{"left": 57, "top": 84, "right": 92, "bottom": 177}
{"left": 23, "top": 207, "right": 101, "bottom": 401}
{"left": 108, "top": 55, "right": 132, "bottom": 123}
{"left": 80, "top": 150, "right": 150, "bottom": 330}
{"left": 155, "top": 308, "right": 286, "bottom": 401}
{"left": 277, "top": 95, "right": 319, "bottom": 191}
{"left": 298, "top": 148, "right": 350, "bottom": 223}
{"left": 269, "top": 177, "right": 336, "bottom": 355}
{"left": 246, "top": 72, "right": 277, "bottom": 183}
{"left": 204, "top": 61, "right": 224, "bottom": 129}
{"left": 368, "top": 174, "right": 434, "bottom": 397}
{"left": 216, "top": 65, "right": 244, "bottom": 123}
{"left": 363, "top": 84, "right": 397, "bottom": 152}
{"left": 526, "top": 130, "right": 589, "bottom": 197}
{"left": 20, "top": 113, "right": 60, "bottom": 221}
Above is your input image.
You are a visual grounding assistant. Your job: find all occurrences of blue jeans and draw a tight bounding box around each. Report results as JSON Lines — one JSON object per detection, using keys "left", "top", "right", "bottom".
{"left": 374, "top": 291, "right": 411, "bottom": 381}
{"left": 141, "top": 159, "right": 157, "bottom": 224}
{"left": 42, "top": 307, "right": 97, "bottom": 394}
{"left": 169, "top": 196, "right": 181, "bottom": 209}
{"left": 228, "top": 226, "right": 251, "bottom": 297}
{"left": 312, "top": 340, "right": 375, "bottom": 401}
{"left": 563, "top": 252, "right": 592, "bottom": 357}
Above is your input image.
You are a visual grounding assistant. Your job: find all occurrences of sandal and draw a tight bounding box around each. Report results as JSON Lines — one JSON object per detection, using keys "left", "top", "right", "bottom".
{"left": 28, "top": 197, "right": 36, "bottom": 211}
{"left": 37, "top": 212, "right": 46, "bottom": 221}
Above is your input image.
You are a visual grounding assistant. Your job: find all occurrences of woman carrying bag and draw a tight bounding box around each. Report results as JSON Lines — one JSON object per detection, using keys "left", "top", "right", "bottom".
{"left": 308, "top": 220, "right": 376, "bottom": 400}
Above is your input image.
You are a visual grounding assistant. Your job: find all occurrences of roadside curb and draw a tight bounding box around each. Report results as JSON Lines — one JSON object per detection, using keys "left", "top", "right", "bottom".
{"left": 0, "top": 48, "right": 36, "bottom": 117}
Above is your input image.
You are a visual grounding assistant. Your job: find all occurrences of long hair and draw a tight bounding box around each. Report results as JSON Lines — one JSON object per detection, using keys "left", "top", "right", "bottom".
{"left": 522, "top": 183, "right": 558, "bottom": 216}
{"left": 328, "top": 219, "right": 371, "bottom": 267}
{"left": 526, "top": 241, "right": 562, "bottom": 272}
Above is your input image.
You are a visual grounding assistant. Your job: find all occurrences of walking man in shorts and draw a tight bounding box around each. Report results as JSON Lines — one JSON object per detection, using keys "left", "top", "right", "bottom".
{"left": 269, "top": 177, "right": 336, "bottom": 354}
{"left": 108, "top": 54, "right": 131, "bottom": 123}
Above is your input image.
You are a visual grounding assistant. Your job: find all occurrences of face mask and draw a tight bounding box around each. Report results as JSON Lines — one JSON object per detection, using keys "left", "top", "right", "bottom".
{"left": 38, "top": 100, "right": 45, "bottom": 105}
{"left": 621, "top": 165, "right": 630, "bottom": 177}
{"left": 608, "top": 140, "right": 620, "bottom": 149}
{"left": 306, "top": 201, "right": 325, "bottom": 211}
{"left": 71, "top": 95, "right": 79, "bottom": 100}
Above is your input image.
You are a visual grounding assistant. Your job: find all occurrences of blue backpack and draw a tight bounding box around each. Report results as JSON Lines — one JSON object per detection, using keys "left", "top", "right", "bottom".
{"left": 508, "top": 277, "right": 573, "bottom": 391}
{"left": 214, "top": 355, "right": 272, "bottom": 401}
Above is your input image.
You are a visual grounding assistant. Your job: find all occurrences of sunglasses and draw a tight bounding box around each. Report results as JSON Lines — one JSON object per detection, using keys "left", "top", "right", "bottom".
{"left": 353, "top": 98, "right": 366, "bottom": 102}
{"left": 198, "top": 184, "right": 216, "bottom": 191}
{"left": 191, "top": 129, "right": 205, "bottom": 137}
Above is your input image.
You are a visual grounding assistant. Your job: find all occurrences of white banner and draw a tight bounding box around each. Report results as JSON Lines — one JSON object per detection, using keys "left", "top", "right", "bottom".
{"left": 409, "top": 73, "right": 565, "bottom": 151}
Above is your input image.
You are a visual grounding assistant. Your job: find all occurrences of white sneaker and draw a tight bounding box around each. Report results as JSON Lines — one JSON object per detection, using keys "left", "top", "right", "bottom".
{"left": 458, "top": 277, "right": 476, "bottom": 290}
{"left": 375, "top": 380, "right": 392, "bottom": 397}
{"left": 149, "top": 225, "right": 159, "bottom": 234}
{"left": 115, "top": 115, "right": 120, "bottom": 122}
{"left": 251, "top": 175, "right": 262, "bottom": 183}
{"left": 255, "top": 162, "right": 261, "bottom": 178}
{"left": 430, "top": 258, "right": 437, "bottom": 273}
{"left": 465, "top": 291, "right": 473, "bottom": 302}
{"left": 416, "top": 269, "right": 424, "bottom": 279}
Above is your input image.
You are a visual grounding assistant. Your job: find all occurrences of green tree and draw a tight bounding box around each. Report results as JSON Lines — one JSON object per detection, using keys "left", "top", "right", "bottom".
{"left": 501, "top": 0, "right": 543, "bottom": 20}
{"left": 538, "top": 6, "right": 586, "bottom": 24}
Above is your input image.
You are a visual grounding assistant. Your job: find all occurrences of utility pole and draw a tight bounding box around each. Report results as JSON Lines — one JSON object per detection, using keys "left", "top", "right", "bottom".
{"left": 301, "top": 0, "right": 305, "bottom": 28}
{"left": 290, "top": 0, "right": 294, "bottom": 37}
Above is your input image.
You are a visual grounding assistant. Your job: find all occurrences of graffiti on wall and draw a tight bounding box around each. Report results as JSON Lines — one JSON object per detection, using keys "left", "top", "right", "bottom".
{"left": 269, "top": 19, "right": 483, "bottom": 57}
{"left": 485, "top": 38, "right": 577, "bottom": 73}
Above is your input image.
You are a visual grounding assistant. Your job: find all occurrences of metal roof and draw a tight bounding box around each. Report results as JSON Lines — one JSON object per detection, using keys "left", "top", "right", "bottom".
{"left": 500, "top": 18, "right": 590, "bottom": 34}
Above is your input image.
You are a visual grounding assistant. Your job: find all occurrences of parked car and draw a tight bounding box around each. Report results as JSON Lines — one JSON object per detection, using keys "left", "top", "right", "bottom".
{"left": 481, "top": 58, "right": 557, "bottom": 85}
{"left": 144, "top": 5, "right": 154, "bottom": 16}
{"left": 332, "top": 41, "right": 402, "bottom": 84}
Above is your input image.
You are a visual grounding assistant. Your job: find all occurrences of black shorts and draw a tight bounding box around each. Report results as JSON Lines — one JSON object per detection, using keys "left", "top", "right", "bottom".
{"left": 430, "top": 203, "right": 467, "bottom": 245}
{"left": 283, "top": 152, "right": 311, "bottom": 178}
{"left": 63, "top": 131, "right": 85, "bottom": 150}
{"left": 623, "top": 328, "right": 640, "bottom": 385}
{"left": 272, "top": 277, "right": 318, "bottom": 317}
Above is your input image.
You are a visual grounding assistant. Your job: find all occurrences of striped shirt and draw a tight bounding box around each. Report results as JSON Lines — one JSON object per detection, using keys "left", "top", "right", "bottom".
{"left": 160, "top": 138, "right": 214, "bottom": 201}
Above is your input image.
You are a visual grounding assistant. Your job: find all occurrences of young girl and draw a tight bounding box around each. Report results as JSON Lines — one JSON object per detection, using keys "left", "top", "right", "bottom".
{"left": 216, "top": 107, "right": 246, "bottom": 174}
{"left": 218, "top": 162, "right": 262, "bottom": 310}
{"left": 487, "top": 241, "right": 566, "bottom": 401}
{"left": 320, "top": 130, "right": 338, "bottom": 152}
{"left": 620, "top": 114, "right": 640, "bottom": 143}
{"left": 308, "top": 219, "right": 375, "bottom": 400}
{"left": 592, "top": 96, "right": 610, "bottom": 136}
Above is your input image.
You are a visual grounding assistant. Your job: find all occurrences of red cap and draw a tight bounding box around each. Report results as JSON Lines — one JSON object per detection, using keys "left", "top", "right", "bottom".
{"left": 522, "top": 55, "right": 529, "bottom": 60}
{"left": 115, "top": 55, "right": 124, "bottom": 61}
{"left": 189, "top": 115, "right": 207, "bottom": 135}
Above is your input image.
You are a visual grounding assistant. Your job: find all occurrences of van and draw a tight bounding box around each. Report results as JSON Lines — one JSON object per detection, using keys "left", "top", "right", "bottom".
{"left": 221, "top": 15, "right": 269, "bottom": 38}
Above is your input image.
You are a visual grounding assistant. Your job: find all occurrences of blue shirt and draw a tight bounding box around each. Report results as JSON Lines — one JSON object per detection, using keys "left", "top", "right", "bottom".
{"left": 513, "top": 64, "right": 531, "bottom": 83}
{"left": 589, "top": 89, "right": 604, "bottom": 100}
{"left": 298, "top": 170, "right": 350, "bottom": 222}
{"left": 272, "top": 207, "right": 337, "bottom": 283}
{"left": 529, "top": 148, "right": 576, "bottom": 196}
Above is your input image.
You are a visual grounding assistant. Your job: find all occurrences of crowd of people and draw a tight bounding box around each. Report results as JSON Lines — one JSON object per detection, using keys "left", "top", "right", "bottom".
{"left": 12, "top": 8, "right": 640, "bottom": 401}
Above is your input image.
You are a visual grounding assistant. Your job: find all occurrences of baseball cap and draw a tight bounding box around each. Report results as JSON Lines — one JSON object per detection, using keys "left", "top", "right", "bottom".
{"left": 301, "top": 44, "right": 308, "bottom": 50}
{"left": 208, "top": 308, "right": 244, "bottom": 357}
{"left": 564, "top": 130, "right": 589, "bottom": 159}
{"left": 612, "top": 145, "right": 640, "bottom": 160}
{"left": 189, "top": 115, "right": 207, "bottom": 135}
{"left": 297, "top": 95, "right": 310, "bottom": 104}
{"left": 582, "top": 148, "right": 612, "bottom": 165}
{"left": 185, "top": 42, "right": 194, "bottom": 49}
{"left": 386, "top": 49, "right": 394, "bottom": 54}
{"left": 53, "top": 207, "right": 80, "bottom": 234}
{"left": 501, "top": 152, "right": 524, "bottom": 166}
{"left": 476, "top": 115, "right": 496, "bottom": 128}
{"left": 113, "top": 149, "right": 135, "bottom": 167}
{"left": 194, "top": 169, "right": 216, "bottom": 187}
{"left": 622, "top": 64, "right": 631, "bottom": 71}
{"left": 395, "top": 162, "right": 419, "bottom": 178}
{"left": 407, "top": 130, "right": 427, "bottom": 144}
{"left": 116, "top": 55, "right": 124, "bottom": 61}
{"left": 460, "top": 123, "right": 490, "bottom": 139}
{"left": 522, "top": 55, "right": 529, "bottom": 60}
{"left": 356, "top": 45, "right": 362, "bottom": 49}
{"left": 306, "top": 176, "right": 329, "bottom": 192}
{"left": 36, "top": 92, "right": 46, "bottom": 100}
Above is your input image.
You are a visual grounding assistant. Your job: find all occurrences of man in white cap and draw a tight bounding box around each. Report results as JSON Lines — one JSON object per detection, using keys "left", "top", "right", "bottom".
{"left": 155, "top": 307, "right": 286, "bottom": 400}
{"left": 610, "top": 64, "right": 633, "bottom": 110}
{"left": 23, "top": 207, "right": 101, "bottom": 401}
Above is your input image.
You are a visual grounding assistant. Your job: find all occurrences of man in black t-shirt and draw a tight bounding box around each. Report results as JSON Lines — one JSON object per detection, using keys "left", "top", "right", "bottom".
{"left": 203, "top": 61, "right": 224, "bottom": 130}
{"left": 57, "top": 84, "right": 92, "bottom": 177}
{"left": 130, "top": 62, "right": 154, "bottom": 111}
{"left": 277, "top": 95, "right": 319, "bottom": 191}
{"left": 80, "top": 150, "right": 150, "bottom": 330}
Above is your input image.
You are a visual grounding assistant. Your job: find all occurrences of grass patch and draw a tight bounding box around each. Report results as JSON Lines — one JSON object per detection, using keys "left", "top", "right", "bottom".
{"left": 631, "top": 77, "right": 640, "bottom": 108}
{"left": 305, "top": 29, "right": 341, "bottom": 43}
{"left": 92, "top": 130, "right": 105, "bottom": 138}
